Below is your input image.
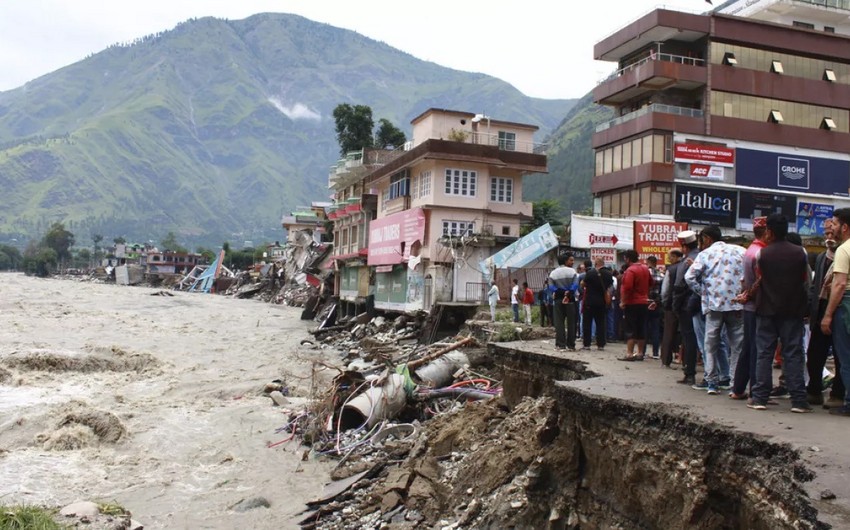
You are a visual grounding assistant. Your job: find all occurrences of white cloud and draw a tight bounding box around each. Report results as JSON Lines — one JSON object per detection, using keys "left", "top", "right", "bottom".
{"left": 268, "top": 98, "right": 321, "bottom": 121}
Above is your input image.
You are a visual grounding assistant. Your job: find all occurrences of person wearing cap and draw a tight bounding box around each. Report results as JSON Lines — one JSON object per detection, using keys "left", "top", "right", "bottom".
{"left": 749, "top": 214, "right": 812, "bottom": 413}
{"left": 685, "top": 226, "right": 745, "bottom": 395}
{"left": 730, "top": 216, "right": 769, "bottom": 400}
{"left": 672, "top": 230, "right": 701, "bottom": 386}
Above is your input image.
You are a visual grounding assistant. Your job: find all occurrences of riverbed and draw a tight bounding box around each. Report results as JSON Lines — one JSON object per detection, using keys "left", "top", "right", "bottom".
{"left": 0, "top": 273, "right": 335, "bottom": 529}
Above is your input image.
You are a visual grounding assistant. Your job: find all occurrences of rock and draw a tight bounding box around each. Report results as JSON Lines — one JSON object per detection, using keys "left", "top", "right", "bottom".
{"left": 381, "top": 490, "right": 402, "bottom": 512}
{"left": 60, "top": 501, "right": 100, "bottom": 517}
{"left": 130, "top": 520, "right": 144, "bottom": 530}
{"left": 383, "top": 468, "right": 412, "bottom": 492}
{"left": 458, "top": 499, "right": 481, "bottom": 526}
{"left": 821, "top": 489, "right": 837, "bottom": 500}
{"left": 510, "top": 500, "right": 524, "bottom": 509}
{"left": 231, "top": 496, "right": 271, "bottom": 512}
{"left": 810, "top": 446, "right": 821, "bottom": 452}
{"left": 269, "top": 391, "right": 289, "bottom": 406}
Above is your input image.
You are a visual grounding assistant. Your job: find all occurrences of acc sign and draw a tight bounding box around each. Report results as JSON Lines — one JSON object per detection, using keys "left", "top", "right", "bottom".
{"left": 778, "top": 157, "right": 810, "bottom": 190}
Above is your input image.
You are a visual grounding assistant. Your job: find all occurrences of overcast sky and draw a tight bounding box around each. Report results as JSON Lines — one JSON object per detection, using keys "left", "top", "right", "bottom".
{"left": 0, "top": 0, "right": 710, "bottom": 99}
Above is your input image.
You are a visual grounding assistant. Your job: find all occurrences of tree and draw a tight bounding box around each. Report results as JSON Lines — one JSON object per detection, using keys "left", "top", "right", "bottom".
{"left": 0, "top": 244, "right": 22, "bottom": 270}
{"left": 113, "top": 236, "right": 126, "bottom": 245}
{"left": 374, "top": 118, "right": 406, "bottom": 149}
{"left": 22, "top": 241, "right": 57, "bottom": 277}
{"left": 160, "top": 231, "right": 187, "bottom": 253}
{"left": 41, "top": 222, "right": 75, "bottom": 263}
{"left": 521, "top": 199, "right": 564, "bottom": 236}
{"left": 333, "top": 103, "right": 374, "bottom": 155}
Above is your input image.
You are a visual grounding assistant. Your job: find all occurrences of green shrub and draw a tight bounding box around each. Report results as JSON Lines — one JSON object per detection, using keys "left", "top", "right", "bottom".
{"left": 0, "top": 505, "right": 62, "bottom": 530}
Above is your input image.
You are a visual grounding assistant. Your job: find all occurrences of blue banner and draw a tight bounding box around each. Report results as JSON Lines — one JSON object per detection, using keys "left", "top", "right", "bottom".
{"left": 797, "top": 216, "right": 828, "bottom": 236}
{"left": 480, "top": 223, "right": 559, "bottom": 275}
{"left": 797, "top": 202, "right": 834, "bottom": 219}
{"left": 736, "top": 148, "right": 849, "bottom": 197}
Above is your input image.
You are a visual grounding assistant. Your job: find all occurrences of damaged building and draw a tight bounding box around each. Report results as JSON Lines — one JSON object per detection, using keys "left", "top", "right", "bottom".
{"left": 326, "top": 108, "right": 549, "bottom": 318}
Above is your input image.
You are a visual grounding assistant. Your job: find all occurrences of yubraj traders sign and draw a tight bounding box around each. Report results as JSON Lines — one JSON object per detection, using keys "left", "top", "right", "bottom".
{"left": 368, "top": 208, "right": 426, "bottom": 266}
{"left": 633, "top": 221, "right": 688, "bottom": 263}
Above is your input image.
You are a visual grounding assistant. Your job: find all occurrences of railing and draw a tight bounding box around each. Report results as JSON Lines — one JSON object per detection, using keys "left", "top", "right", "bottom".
{"left": 467, "top": 131, "right": 547, "bottom": 155}
{"left": 595, "top": 103, "right": 704, "bottom": 132}
{"left": 795, "top": 0, "right": 850, "bottom": 10}
{"left": 603, "top": 53, "right": 705, "bottom": 82}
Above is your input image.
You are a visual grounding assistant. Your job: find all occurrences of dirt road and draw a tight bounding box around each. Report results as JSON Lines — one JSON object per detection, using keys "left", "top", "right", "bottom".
{"left": 0, "top": 273, "right": 334, "bottom": 529}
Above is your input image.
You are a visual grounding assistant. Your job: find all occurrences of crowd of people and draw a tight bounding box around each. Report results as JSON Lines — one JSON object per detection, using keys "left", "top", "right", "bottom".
{"left": 533, "top": 211, "right": 850, "bottom": 416}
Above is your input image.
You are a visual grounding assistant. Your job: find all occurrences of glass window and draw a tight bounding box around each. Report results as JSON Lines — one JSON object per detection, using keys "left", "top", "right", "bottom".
{"left": 630, "top": 189, "right": 640, "bottom": 215}
{"left": 445, "top": 169, "right": 477, "bottom": 197}
{"left": 613, "top": 144, "right": 622, "bottom": 172}
{"left": 603, "top": 148, "right": 613, "bottom": 174}
{"left": 498, "top": 131, "right": 516, "bottom": 151}
{"left": 622, "top": 142, "right": 632, "bottom": 170}
{"left": 490, "top": 177, "right": 513, "bottom": 203}
{"left": 442, "top": 220, "right": 475, "bottom": 236}
{"left": 653, "top": 134, "right": 665, "bottom": 163}
{"left": 643, "top": 136, "right": 653, "bottom": 163}
{"left": 640, "top": 186, "right": 651, "bottom": 214}
{"left": 602, "top": 194, "right": 611, "bottom": 216}
{"left": 595, "top": 151, "right": 604, "bottom": 176}
{"left": 632, "top": 138, "right": 642, "bottom": 166}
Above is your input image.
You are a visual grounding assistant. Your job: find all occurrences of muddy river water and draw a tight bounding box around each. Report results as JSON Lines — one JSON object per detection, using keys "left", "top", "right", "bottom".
{"left": 0, "top": 274, "right": 335, "bottom": 529}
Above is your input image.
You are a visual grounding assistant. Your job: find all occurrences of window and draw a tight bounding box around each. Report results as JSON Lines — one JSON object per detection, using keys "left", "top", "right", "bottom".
{"left": 411, "top": 174, "right": 419, "bottom": 199}
{"left": 771, "top": 60, "right": 784, "bottom": 74}
{"left": 502, "top": 226, "right": 511, "bottom": 236}
{"left": 793, "top": 21, "right": 815, "bottom": 30}
{"left": 498, "top": 131, "right": 516, "bottom": 151}
{"left": 822, "top": 117, "right": 837, "bottom": 130}
{"left": 768, "top": 109, "right": 784, "bottom": 123}
{"left": 388, "top": 170, "right": 410, "bottom": 199}
{"left": 420, "top": 170, "right": 431, "bottom": 197}
{"left": 442, "top": 220, "right": 475, "bottom": 237}
{"left": 825, "top": 26, "right": 836, "bottom": 33}
{"left": 722, "top": 52, "right": 738, "bottom": 66}
{"left": 490, "top": 177, "right": 513, "bottom": 203}
{"left": 824, "top": 69, "right": 837, "bottom": 82}
{"left": 595, "top": 151, "right": 604, "bottom": 176}
{"left": 445, "top": 169, "right": 477, "bottom": 197}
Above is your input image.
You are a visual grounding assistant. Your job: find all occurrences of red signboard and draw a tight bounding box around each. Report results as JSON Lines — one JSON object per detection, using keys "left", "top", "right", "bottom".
{"left": 367, "top": 208, "right": 426, "bottom": 265}
{"left": 633, "top": 221, "right": 689, "bottom": 263}
{"left": 674, "top": 143, "right": 735, "bottom": 167}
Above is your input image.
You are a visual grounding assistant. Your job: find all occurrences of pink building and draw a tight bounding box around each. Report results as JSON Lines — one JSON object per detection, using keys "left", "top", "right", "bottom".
{"left": 329, "top": 109, "right": 547, "bottom": 314}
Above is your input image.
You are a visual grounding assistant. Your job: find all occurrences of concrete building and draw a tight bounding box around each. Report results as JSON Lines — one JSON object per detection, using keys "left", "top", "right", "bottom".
{"left": 592, "top": 0, "right": 850, "bottom": 237}
{"left": 328, "top": 109, "right": 548, "bottom": 315}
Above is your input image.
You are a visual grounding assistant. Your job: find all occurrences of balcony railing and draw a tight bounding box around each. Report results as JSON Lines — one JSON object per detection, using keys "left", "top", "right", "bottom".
{"left": 795, "top": 0, "right": 850, "bottom": 10}
{"left": 595, "top": 103, "right": 704, "bottom": 132}
{"left": 603, "top": 52, "right": 705, "bottom": 82}
{"left": 465, "top": 131, "right": 547, "bottom": 155}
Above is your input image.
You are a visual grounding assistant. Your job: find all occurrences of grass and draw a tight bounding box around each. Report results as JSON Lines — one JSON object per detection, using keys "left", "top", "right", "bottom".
{"left": 0, "top": 505, "right": 63, "bottom": 530}
{"left": 96, "top": 502, "right": 127, "bottom": 516}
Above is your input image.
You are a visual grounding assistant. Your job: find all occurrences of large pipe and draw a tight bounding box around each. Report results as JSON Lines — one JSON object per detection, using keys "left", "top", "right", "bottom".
{"left": 338, "top": 374, "right": 406, "bottom": 430}
{"left": 414, "top": 352, "right": 469, "bottom": 388}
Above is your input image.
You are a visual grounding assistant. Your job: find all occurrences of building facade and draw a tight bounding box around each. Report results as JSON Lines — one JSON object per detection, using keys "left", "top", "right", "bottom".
{"left": 328, "top": 109, "right": 547, "bottom": 315}
{"left": 592, "top": 1, "right": 850, "bottom": 236}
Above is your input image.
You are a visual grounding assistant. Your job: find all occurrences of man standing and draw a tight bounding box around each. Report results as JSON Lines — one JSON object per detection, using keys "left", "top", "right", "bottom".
{"left": 487, "top": 280, "right": 499, "bottom": 323}
{"left": 673, "top": 230, "right": 701, "bottom": 385}
{"left": 660, "top": 249, "right": 683, "bottom": 367}
{"left": 510, "top": 279, "right": 520, "bottom": 323}
{"left": 820, "top": 208, "right": 850, "bottom": 416}
{"left": 730, "top": 217, "right": 768, "bottom": 400}
{"left": 538, "top": 279, "right": 553, "bottom": 327}
{"left": 749, "top": 214, "right": 811, "bottom": 412}
{"left": 550, "top": 253, "right": 578, "bottom": 351}
{"left": 646, "top": 256, "right": 664, "bottom": 359}
{"left": 618, "top": 250, "right": 652, "bottom": 361}
{"left": 685, "top": 226, "right": 745, "bottom": 395}
{"left": 807, "top": 218, "right": 845, "bottom": 405}
{"left": 522, "top": 281, "right": 534, "bottom": 325}
{"left": 581, "top": 257, "right": 613, "bottom": 351}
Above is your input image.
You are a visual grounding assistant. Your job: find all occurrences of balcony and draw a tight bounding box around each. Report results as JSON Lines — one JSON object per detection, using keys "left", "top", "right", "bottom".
{"left": 594, "top": 53, "right": 707, "bottom": 105}
{"left": 460, "top": 131, "right": 547, "bottom": 155}
{"left": 596, "top": 104, "right": 703, "bottom": 132}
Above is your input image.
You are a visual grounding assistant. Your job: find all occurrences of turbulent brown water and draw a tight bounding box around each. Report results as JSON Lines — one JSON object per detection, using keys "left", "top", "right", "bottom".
{"left": 0, "top": 273, "right": 334, "bottom": 529}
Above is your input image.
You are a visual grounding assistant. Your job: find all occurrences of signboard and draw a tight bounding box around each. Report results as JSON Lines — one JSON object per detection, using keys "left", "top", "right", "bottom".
{"left": 591, "top": 247, "right": 616, "bottom": 267}
{"left": 736, "top": 148, "right": 850, "bottom": 197}
{"left": 633, "top": 221, "right": 689, "bottom": 263}
{"left": 570, "top": 214, "right": 632, "bottom": 249}
{"left": 674, "top": 143, "right": 735, "bottom": 167}
{"left": 690, "top": 164, "right": 725, "bottom": 181}
{"left": 480, "top": 223, "right": 559, "bottom": 274}
{"left": 367, "top": 208, "right": 426, "bottom": 266}
{"left": 797, "top": 201, "right": 834, "bottom": 236}
{"left": 738, "top": 191, "right": 796, "bottom": 220}
{"left": 674, "top": 184, "right": 738, "bottom": 228}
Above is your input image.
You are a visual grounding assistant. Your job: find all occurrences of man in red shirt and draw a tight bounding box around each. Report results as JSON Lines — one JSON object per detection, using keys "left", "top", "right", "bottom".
{"left": 619, "top": 249, "right": 653, "bottom": 361}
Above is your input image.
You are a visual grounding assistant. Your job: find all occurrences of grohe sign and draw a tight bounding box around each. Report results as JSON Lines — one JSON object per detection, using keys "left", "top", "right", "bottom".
{"left": 736, "top": 148, "right": 850, "bottom": 197}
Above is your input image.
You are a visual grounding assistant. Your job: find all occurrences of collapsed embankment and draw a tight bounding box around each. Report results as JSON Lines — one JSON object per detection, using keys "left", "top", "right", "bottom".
{"left": 305, "top": 341, "right": 830, "bottom": 529}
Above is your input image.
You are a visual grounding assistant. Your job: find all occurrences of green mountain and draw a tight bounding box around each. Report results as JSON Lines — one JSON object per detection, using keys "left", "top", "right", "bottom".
{"left": 0, "top": 14, "right": 575, "bottom": 248}
{"left": 523, "top": 92, "right": 613, "bottom": 219}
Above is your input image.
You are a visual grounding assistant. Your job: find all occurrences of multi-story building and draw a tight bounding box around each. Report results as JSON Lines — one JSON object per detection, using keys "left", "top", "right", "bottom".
{"left": 329, "top": 108, "right": 547, "bottom": 315}
{"left": 592, "top": 0, "right": 850, "bottom": 237}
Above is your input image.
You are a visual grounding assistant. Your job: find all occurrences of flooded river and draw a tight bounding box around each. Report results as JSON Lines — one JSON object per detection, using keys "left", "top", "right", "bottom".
{"left": 0, "top": 273, "right": 334, "bottom": 529}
